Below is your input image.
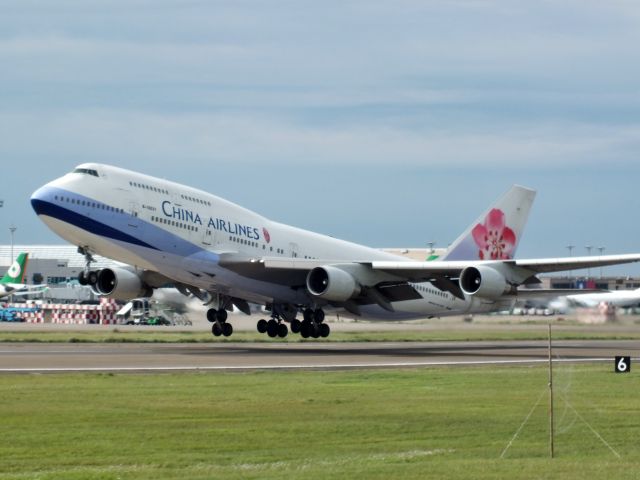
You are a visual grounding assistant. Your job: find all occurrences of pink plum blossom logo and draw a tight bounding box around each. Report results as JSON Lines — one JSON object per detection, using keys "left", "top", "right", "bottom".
{"left": 471, "top": 208, "right": 516, "bottom": 260}
{"left": 262, "top": 227, "right": 271, "bottom": 243}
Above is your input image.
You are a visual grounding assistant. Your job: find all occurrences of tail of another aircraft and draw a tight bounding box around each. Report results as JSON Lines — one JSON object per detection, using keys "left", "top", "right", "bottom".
{"left": 440, "top": 185, "right": 536, "bottom": 261}
{"left": 1, "top": 253, "right": 29, "bottom": 284}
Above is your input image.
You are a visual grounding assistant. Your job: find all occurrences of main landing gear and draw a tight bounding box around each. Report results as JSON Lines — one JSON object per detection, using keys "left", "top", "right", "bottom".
{"left": 256, "top": 307, "right": 330, "bottom": 339}
{"left": 207, "top": 308, "right": 233, "bottom": 337}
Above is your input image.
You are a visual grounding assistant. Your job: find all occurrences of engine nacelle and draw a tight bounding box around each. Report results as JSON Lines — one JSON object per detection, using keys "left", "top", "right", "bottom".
{"left": 306, "top": 266, "right": 361, "bottom": 302}
{"left": 459, "top": 265, "right": 510, "bottom": 300}
{"left": 95, "top": 267, "right": 153, "bottom": 300}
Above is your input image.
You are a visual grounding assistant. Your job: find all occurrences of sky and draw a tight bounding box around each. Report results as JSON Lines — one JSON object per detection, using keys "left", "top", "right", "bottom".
{"left": 1, "top": 1, "right": 640, "bottom": 274}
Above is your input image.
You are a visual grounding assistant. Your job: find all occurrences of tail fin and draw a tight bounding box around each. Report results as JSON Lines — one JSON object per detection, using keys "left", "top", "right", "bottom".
{"left": 441, "top": 185, "right": 536, "bottom": 261}
{"left": 1, "top": 253, "right": 29, "bottom": 284}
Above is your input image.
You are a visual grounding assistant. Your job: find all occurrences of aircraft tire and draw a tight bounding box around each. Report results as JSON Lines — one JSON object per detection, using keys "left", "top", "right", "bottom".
{"left": 313, "top": 309, "right": 325, "bottom": 323}
{"left": 207, "top": 309, "right": 217, "bottom": 323}
{"left": 290, "top": 319, "right": 301, "bottom": 333}
{"left": 78, "top": 271, "right": 88, "bottom": 286}
{"left": 277, "top": 323, "right": 288, "bottom": 338}
{"left": 319, "top": 323, "right": 330, "bottom": 338}
{"left": 310, "top": 323, "right": 320, "bottom": 339}
{"left": 267, "top": 319, "right": 279, "bottom": 338}
{"left": 303, "top": 308, "right": 314, "bottom": 322}
{"left": 257, "top": 319, "right": 268, "bottom": 333}
{"left": 216, "top": 309, "right": 228, "bottom": 323}
{"left": 300, "top": 321, "right": 310, "bottom": 338}
{"left": 212, "top": 322, "right": 223, "bottom": 337}
{"left": 222, "top": 322, "right": 233, "bottom": 337}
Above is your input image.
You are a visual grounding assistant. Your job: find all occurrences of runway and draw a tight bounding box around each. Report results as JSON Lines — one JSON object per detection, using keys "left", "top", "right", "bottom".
{"left": 0, "top": 339, "right": 637, "bottom": 372}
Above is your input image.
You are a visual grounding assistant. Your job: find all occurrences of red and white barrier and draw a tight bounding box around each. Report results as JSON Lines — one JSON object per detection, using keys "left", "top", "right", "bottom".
{"left": 6, "top": 297, "right": 122, "bottom": 325}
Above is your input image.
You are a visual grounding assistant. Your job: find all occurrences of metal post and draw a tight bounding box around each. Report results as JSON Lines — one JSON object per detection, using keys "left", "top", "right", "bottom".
{"left": 9, "top": 225, "right": 16, "bottom": 263}
{"left": 548, "top": 322, "right": 555, "bottom": 458}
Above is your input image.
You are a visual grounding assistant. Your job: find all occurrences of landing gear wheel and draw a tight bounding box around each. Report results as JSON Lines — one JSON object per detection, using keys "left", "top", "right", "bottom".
{"left": 257, "top": 319, "right": 268, "bottom": 333}
{"left": 308, "top": 322, "right": 320, "bottom": 339}
{"left": 78, "top": 271, "right": 88, "bottom": 286}
{"left": 277, "top": 323, "right": 288, "bottom": 338}
{"left": 303, "top": 308, "right": 314, "bottom": 322}
{"left": 212, "top": 322, "right": 223, "bottom": 337}
{"left": 222, "top": 322, "right": 233, "bottom": 337}
{"left": 300, "top": 322, "right": 310, "bottom": 339}
{"left": 319, "top": 323, "right": 330, "bottom": 338}
{"left": 313, "top": 309, "right": 325, "bottom": 323}
{"left": 290, "top": 319, "right": 301, "bottom": 334}
{"left": 267, "top": 319, "right": 279, "bottom": 338}
{"left": 216, "top": 309, "right": 228, "bottom": 323}
{"left": 207, "top": 309, "right": 217, "bottom": 323}
{"left": 88, "top": 271, "right": 98, "bottom": 285}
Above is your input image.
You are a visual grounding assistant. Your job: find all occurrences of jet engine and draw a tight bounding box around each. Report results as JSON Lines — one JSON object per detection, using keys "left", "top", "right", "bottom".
{"left": 94, "top": 267, "right": 153, "bottom": 300}
{"left": 306, "top": 266, "right": 361, "bottom": 302}
{"left": 459, "top": 265, "right": 510, "bottom": 300}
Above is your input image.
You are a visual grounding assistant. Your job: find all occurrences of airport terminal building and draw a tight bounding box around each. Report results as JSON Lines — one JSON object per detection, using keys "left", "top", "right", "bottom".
{"left": 0, "top": 245, "right": 119, "bottom": 286}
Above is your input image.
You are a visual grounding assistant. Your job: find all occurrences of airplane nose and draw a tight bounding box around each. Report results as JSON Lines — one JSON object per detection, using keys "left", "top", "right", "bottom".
{"left": 30, "top": 185, "right": 53, "bottom": 216}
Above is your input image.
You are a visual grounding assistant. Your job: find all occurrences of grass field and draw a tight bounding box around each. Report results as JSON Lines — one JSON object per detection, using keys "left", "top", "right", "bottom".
{"left": 1, "top": 327, "right": 640, "bottom": 343}
{"left": 0, "top": 364, "right": 638, "bottom": 479}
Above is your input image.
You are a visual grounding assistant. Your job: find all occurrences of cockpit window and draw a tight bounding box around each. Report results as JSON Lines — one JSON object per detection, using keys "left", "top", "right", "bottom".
{"left": 73, "top": 168, "right": 99, "bottom": 177}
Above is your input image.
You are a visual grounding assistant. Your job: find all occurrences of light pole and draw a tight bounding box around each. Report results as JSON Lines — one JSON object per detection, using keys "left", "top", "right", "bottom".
{"left": 585, "top": 245, "right": 593, "bottom": 278}
{"left": 598, "top": 246, "right": 605, "bottom": 278}
{"left": 9, "top": 225, "right": 16, "bottom": 264}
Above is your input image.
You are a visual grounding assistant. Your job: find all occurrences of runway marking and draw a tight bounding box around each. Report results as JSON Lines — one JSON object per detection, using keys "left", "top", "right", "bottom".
{"left": 0, "top": 357, "right": 620, "bottom": 373}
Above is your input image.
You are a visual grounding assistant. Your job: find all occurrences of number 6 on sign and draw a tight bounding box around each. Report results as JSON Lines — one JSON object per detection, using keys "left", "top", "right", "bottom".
{"left": 615, "top": 356, "right": 631, "bottom": 373}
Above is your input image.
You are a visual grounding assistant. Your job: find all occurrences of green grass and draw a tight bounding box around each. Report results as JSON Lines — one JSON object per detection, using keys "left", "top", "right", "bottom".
{"left": 1, "top": 327, "right": 640, "bottom": 343}
{"left": 0, "top": 365, "right": 638, "bottom": 479}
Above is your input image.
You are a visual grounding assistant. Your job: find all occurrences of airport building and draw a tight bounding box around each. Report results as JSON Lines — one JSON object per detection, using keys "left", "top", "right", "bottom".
{"left": 0, "top": 245, "right": 119, "bottom": 286}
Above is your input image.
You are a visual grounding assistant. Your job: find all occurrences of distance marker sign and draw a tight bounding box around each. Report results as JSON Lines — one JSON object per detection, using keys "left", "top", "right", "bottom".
{"left": 615, "top": 356, "right": 631, "bottom": 373}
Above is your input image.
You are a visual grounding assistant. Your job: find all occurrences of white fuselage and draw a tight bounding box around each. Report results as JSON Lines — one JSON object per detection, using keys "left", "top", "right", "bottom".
{"left": 566, "top": 288, "right": 640, "bottom": 308}
{"left": 31, "top": 164, "right": 512, "bottom": 320}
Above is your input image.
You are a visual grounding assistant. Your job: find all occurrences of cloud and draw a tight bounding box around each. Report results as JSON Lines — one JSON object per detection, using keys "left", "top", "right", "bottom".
{"left": 1, "top": 110, "right": 639, "bottom": 169}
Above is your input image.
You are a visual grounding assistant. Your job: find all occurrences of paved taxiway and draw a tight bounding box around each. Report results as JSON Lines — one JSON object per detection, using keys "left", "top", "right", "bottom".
{"left": 0, "top": 339, "right": 637, "bottom": 373}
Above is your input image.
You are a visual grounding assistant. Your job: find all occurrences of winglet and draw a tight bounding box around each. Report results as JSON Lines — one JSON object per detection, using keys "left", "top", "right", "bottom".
{"left": 441, "top": 185, "right": 536, "bottom": 261}
{"left": 1, "top": 252, "right": 29, "bottom": 284}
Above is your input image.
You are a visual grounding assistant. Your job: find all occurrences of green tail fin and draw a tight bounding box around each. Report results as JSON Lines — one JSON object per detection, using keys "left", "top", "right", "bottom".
{"left": 1, "top": 253, "right": 29, "bottom": 284}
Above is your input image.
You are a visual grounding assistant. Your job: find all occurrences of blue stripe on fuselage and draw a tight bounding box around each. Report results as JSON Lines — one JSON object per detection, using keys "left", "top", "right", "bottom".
{"left": 31, "top": 186, "right": 217, "bottom": 261}
{"left": 31, "top": 198, "right": 159, "bottom": 251}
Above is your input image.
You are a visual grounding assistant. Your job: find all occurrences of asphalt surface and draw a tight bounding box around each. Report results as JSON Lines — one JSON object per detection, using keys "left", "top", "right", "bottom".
{"left": 0, "top": 339, "right": 637, "bottom": 373}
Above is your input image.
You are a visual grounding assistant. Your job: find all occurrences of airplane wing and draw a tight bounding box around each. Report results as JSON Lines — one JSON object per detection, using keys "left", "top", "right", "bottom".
{"left": 368, "top": 254, "right": 640, "bottom": 277}
{"left": 512, "top": 254, "right": 640, "bottom": 274}
{"left": 255, "top": 253, "right": 640, "bottom": 285}
{"left": 249, "top": 253, "right": 640, "bottom": 307}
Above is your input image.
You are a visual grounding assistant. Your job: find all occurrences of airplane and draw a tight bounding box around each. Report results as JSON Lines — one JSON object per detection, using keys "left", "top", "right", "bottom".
{"left": 0, "top": 252, "right": 48, "bottom": 299}
{"left": 561, "top": 287, "right": 640, "bottom": 309}
{"left": 30, "top": 164, "right": 640, "bottom": 339}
